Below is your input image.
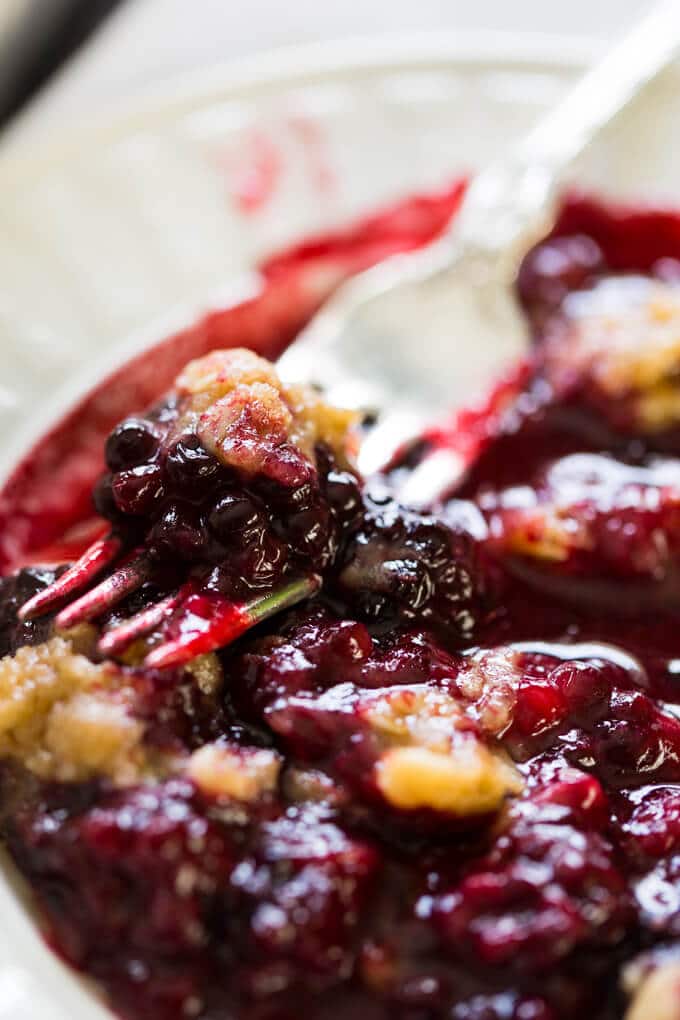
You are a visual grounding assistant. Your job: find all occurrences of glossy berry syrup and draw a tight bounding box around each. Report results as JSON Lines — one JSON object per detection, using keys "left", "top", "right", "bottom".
{"left": 0, "top": 186, "right": 680, "bottom": 1020}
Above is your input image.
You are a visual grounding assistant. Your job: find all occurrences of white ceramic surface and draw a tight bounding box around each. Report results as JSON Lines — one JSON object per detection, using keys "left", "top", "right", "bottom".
{"left": 0, "top": 32, "right": 679, "bottom": 1018}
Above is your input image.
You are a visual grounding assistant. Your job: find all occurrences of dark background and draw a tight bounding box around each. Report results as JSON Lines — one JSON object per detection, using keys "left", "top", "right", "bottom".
{"left": 0, "top": 0, "right": 123, "bottom": 126}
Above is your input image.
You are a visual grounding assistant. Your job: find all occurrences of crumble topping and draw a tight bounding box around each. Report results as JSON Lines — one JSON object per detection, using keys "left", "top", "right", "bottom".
{"left": 43, "top": 693, "right": 144, "bottom": 784}
{"left": 363, "top": 685, "right": 466, "bottom": 747}
{"left": 376, "top": 741, "right": 521, "bottom": 814}
{"left": 625, "top": 961, "right": 680, "bottom": 1020}
{"left": 551, "top": 276, "right": 680, "bottom": 430}
{"left": 0, "top": 637, "right": 146, "bottom": 783}
{"left": 455, "top": 648, "right": 521, "bottom": 736}
{"left": 187, "top": 744, "right": 281, "bottom": 801}
{"left": 184, "top": 653, "right": 224, "bottom": 696}
{"left": 177, "top": 348, "right": 358, "bottom": 475}
{"left": 363, "top": 685, "right": 522, "bottom": 814}
{"left": 482, "top": 453, "right": 680, "bottom": 581}
{"left": 177, "top": 348, "right": 281, "bottom": 403}
{"left": 491, "top": 504, "right": 589, "bottom": 563}
{"left": 0, "top": 640, "right": 234, "bottom": 787}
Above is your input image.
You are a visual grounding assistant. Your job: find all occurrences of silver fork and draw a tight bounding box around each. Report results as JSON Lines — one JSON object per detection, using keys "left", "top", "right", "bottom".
{"left": 278, "top": 0, "right": 680, "bottom": 487}
{"left": 17, "top": 0, "right": 680, "bottom": 668}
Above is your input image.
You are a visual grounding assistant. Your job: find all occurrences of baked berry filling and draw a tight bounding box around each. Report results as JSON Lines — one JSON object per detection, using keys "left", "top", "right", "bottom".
{"left": 0, "top": 190, "right": 679, "bottom": 1020}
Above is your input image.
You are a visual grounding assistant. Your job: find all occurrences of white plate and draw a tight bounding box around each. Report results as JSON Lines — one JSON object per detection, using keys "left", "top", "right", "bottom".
{"left": 0, "top": 31, "right": 678, "bottom": 1019}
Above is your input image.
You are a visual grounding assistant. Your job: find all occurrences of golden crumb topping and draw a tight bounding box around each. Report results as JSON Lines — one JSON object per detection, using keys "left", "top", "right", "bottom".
{"left": 363, "top": 685, "right": 466, "bottom": 750}
{"left": 376, "top": 741, "right": 521, "bottom": 815}
{"left": 177, "top": 348, "right": 280, "bottom": 404}
{"left": 176, "top": 347, "right": 358, "bottom": 473}
{"left": 186, "top": 744, "right": 281, "bottom": 801}
{"left": 0, "top": 638, "right": 146, "bottom": 783}
{"left": 455, "top": 648, "right": 521, "bottom": 737}
{"left": 555, "top": 276, "right": 680, "bottom": 430}
{"left": 361, "top": 685, "right": 522, "bottom": 815}
{"left": 492, "top": 505, "right": 591, "bottom": 564}
{"left": 184, "top": 653, "right": 224, "bottom": 696}
{"left": 625, "top": 962, "right": 680, "bottom": 1020}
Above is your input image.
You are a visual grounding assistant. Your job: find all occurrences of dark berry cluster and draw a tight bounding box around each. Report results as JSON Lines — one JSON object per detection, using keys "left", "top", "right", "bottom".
{"left": 9, "top": 197, "right": 680, "bottom": 1020}
{"left": 95, "top": 403, "right": 486, "bottom": 638}
{"left": 0, "top": 566, "right": 59, "bottom": 657}
{"left": 7, "top": 780, "right": 380, "bottom": 1019}
{"left": 335, "top": 494, "right": 483, "bottom": 640}
{"left": 95, "top": 404, "right": 363, "bottom": 601}
{"left": 433, "top": 771, "right": 632, "bottom": 971}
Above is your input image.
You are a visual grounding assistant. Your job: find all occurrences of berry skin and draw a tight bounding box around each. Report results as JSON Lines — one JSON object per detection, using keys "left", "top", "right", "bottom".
{"left": 164, "top": 434, "right": 222, "bottom": 495}
{"left": 149, "top": 503, "right": 207, "bottom": 561}
{"left": 517, "top": 234, "right": 605, "bottom": 325}
{"left": 433, "top": 777, "right": 632, "bottom": 972}
{"left": 105, "top": 419, "right": 161, "bottom": 473}
{"left": 112, "top": 463, "right": 166, "bottom": 517}
{"left": 92, "top": 473, "right": 120, "bottom": 522}
{"left": 208, "top": 493, "right": 260, "bottom": 539}
{"left": 336, "top": 497, "right": 482, "bottom": 640}
{"left": 0, "top": 567, "right": 59, "bottom": 656}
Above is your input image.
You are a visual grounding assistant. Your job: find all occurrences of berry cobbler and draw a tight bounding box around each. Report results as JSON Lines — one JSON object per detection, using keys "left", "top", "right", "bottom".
{"left": 0, "top": 187, "right": 680, "bottom": 1020}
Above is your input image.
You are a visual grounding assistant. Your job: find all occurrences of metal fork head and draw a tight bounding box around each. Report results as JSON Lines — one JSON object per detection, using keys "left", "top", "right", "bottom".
{"left": 20, "top": 532, "right": 322, "bottom": 671}
{"left": 278, "top": 0, "right": 680, "bottom": 480}
{"left": 277, "top": 238, "right": 530, "bottom": 475}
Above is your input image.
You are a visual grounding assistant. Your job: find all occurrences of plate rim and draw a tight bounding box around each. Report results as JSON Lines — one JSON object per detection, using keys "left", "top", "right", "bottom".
{"left": 0, "top": 29, "right": 598, "bottom": 181}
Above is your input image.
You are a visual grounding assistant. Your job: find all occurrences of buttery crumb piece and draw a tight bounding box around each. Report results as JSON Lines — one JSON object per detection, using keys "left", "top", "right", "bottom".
{"left": 625, "top": 962, "right": 680, "bottom": 1020}
{"left": 45, "top": 693, "right": 144, "bottom": 784}
{"left": 283, "top": 765, "right": 344, "bottom": 805}
{"left": 364, "top": 686, "right": 466, "bottom": 750}
{"left": 376, "top": 741, "right": 522, "bottom": 814}
{"left": 184, "top": 653, "right": 224, "bottom": 696}
{"left": 284, "top": 382, "right": 363, "bottom": 467}
{"left": 177, "top": 348, "right": 280, "bottom": 404}
{"left": 177, "top": 348, "right": 358, "bottom": 475}
{"left": 362, "top": 685, "right": 522, "bottom": 815}
{"left": 0, "top": 637, "right": 146, "bottom": 783}
{"left": 554, "top": 277, "right": 680, "bottom": 431}
{"left": 456, "top": 648, "right": 521, "bottom": 737}
{"left": 187, "top": 743, "right": 281, "bottom": 801}
{"left": 198, "top": 381, "right": 294, "bottom": 477}
{"left": 495, "top": 507, "right": 591, "bottom": 563}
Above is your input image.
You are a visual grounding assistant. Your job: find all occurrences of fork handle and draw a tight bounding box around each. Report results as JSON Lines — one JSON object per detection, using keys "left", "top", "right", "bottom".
{"left": 454, "top": 0, "right": 680, "bottom": 258}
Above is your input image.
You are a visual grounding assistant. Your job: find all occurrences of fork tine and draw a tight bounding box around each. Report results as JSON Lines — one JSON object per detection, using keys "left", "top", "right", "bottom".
{"left": 97, "top": 590, "right": 182, "bottom": 657}
{"left": 144, "top": 574, "right": 322, "bottom": 670}
{"left": 55, "top": 553, "right": 152, "bottom": 629}
{"left": 395, "top": 448, "right": 467, "bottom": 507}
{"left": 356, "top": 409, "right": 426, "bottom": 477}
{"left": 18, "top": 534, "right": 123, "bottom": 622}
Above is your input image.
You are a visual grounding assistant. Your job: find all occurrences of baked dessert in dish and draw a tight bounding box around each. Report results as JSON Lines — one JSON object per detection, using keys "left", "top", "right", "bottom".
{"left": 0, "top": 186, "right": 679, "bottom": 1020}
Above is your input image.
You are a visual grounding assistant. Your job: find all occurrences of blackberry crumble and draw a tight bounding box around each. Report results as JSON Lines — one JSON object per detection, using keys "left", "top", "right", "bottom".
{"left": 0, "top": 189, "right": 679, "bottom": 1020}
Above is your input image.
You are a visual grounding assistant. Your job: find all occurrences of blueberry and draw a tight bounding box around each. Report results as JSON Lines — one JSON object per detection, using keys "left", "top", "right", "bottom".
{"left": 92, "top": 473, "right": 120, "bottom": 522}
{"left": 112, "top": 463, "right": 165, "bottom": 516}
{"left": 517, "top": 234, "right": 605, "bottom": 321}
{"left": 324, "top": 470, "right": 362, "bottom": 526}
{"left": 208, "top": 493, "right": 260, "bottom": 540}
{"left": 336, "top": 497, "right": 481, "bottom": 638}
{"left": 150, "top": 502, "right": 206, "bottom": 561}
{"left": 165, "top": 434, "right": 221, "bottom": 493}
{"left": 284, "top": 504, "right": 334, "bottom": 563}
{"left": 105, "top": 418, "right": 160, "bottom": 472}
